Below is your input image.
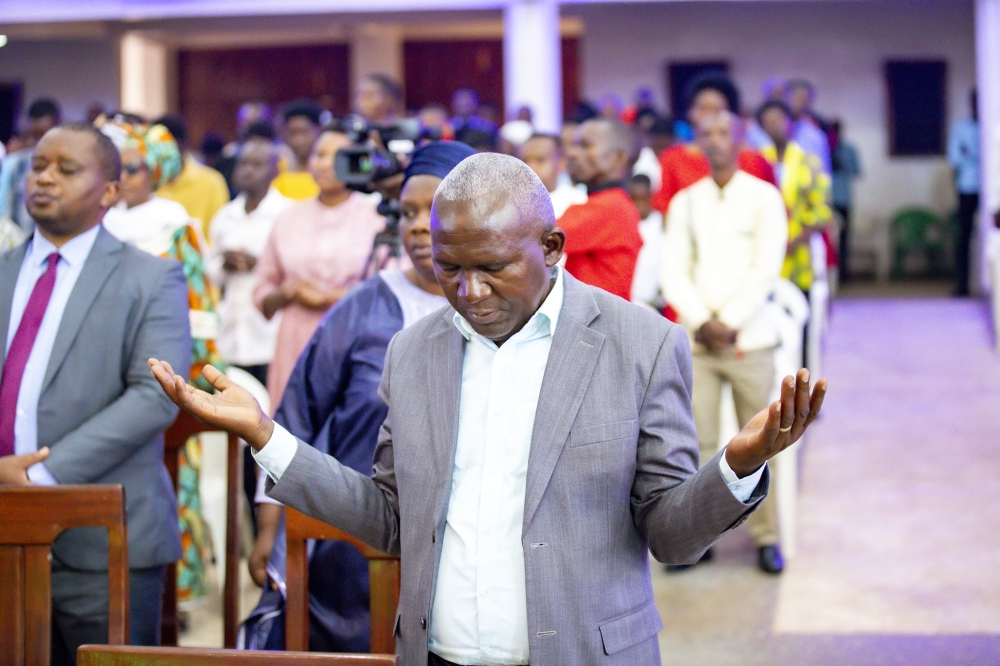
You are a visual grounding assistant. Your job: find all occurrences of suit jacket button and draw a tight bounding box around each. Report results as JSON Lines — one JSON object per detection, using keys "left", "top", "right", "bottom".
{"left": 420, "top": 616, "right": 427, "bottom": 630}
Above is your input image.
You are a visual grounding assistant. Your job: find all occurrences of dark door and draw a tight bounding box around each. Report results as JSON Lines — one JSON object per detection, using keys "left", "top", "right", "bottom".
{"left": 177, "top": 43, "right": 350, "bottom": 145}
{"left": 403, "top": 38, "right": 580, "bottom": 120}
{"left": 0, "top": 82, "right": 23, "bottom": 145}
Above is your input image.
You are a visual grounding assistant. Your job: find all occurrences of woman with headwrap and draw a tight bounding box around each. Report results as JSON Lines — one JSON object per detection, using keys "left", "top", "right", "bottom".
{"left": 241, "top": 141, "right": 476, "bottom": 651}
{"left": 101, "top": 119, "right": 225, "bottom": 611}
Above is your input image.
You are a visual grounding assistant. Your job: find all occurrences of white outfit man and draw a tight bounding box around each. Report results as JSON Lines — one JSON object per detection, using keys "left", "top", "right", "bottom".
{"left": 209, "top": 188, "right": 293, "bottom": 372}
{"left": 661, "top": 169, "right": 787, "bottom": 561}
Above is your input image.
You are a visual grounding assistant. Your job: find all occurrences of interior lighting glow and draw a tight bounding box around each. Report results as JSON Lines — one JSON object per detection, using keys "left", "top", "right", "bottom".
{"left": 0, "top": 36, "right": 8, "bottom": 48}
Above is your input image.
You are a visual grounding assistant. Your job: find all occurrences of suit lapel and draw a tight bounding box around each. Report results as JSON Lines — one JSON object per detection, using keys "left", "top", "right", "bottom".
{"left": 41, "top": 228, "right": 122, "bottom": 394}
{"left": 522, "top": 276, "right": 604, "bottom": 532}
{"left": 0, "top": 243, "right": 29, "bottom": 360}
{"left": 426, "top": 311, "right": 466, "bottom": 524}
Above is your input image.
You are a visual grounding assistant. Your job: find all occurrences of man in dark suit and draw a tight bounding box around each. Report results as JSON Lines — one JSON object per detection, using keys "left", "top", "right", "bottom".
{"left": 0, "top": 123, "right": 191, "bottom": 665}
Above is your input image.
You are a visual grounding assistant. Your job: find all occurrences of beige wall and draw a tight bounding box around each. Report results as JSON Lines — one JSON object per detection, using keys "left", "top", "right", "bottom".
{"left": 568, "top": 0, "right": 976, "bottom": 273}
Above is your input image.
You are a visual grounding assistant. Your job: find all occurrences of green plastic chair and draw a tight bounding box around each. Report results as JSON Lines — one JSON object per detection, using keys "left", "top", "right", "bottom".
{"left": 890, "top": 208, "right": 949, "bottom": 278}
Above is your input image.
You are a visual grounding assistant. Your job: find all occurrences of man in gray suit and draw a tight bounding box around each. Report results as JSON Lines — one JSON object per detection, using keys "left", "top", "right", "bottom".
{"left": 0, "top": 123, "right": 191, "bottom": 665}
{"left": 151, "top": 153, "right": 826, "bottom": 665}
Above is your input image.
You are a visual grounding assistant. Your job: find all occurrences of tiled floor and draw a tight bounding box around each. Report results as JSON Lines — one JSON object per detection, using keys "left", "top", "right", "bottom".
{"left": 178, "top": 295, "right": 1000, "bottom": 664}
{"left": 655, "top": 297, "right": 1000, "bottom": 665}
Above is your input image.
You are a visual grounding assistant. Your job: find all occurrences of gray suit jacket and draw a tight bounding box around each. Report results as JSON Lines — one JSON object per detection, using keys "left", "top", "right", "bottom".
{"left": 0, "top": 226, "right": 191, "bottom": 571}
{"left": 268, "top": 273, "right": 767, "bottom": 665}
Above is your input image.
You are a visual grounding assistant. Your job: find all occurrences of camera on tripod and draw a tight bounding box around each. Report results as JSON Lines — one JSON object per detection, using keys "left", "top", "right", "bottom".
{"left": 333, "top": 115, "right": 440, "bottom": 277}
{"left": 334, "top": 115, "right": 435, "bottom": 193}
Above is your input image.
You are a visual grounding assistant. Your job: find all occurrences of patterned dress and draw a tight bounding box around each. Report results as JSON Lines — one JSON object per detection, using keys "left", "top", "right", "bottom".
{"left": 761, "top": 142, "right": 832, "bottom": 291}
{"left": 104, "top": 197, "right": 226, "bottom": 608}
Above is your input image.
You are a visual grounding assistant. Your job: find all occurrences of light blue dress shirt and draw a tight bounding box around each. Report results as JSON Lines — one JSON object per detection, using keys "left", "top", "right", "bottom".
{"left": 948, "top": 118, "right": 980, "bottom": 195}
{"left": 5, "top": 224, "right": 101, "bottom": 484}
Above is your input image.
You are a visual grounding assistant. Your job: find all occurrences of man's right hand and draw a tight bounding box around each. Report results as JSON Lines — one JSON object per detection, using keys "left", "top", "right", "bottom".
{"left": 148, "top": 359, "right": 274, "bottom": 450}
{"left": 697, "top": 318, "right": 737, "bottom": 352}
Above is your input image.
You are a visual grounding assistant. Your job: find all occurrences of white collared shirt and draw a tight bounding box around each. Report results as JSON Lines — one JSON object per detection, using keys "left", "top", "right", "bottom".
{"left": 6, "top": 224, "right": 101, "bottom": 484}
{"left": 253, "top": 267, "right": 764, "bottom": 664}
{"left": 424, "top": 267, "right": 566, "bottom": 665}
{"left": 208, "top": 188, "right": 293, "bottom": 366}
{"left": 661, "top": 171, "right": 788, "bottom": 352}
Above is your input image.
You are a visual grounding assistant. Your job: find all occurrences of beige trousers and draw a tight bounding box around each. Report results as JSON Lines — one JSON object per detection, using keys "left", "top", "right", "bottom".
{"left": 691, "top": 347, "right": 778, "bottom": 546}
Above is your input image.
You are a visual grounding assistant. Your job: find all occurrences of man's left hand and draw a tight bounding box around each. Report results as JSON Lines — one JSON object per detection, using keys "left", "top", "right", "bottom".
{"left": 0, "top": 448, "right": 50, "bottom": 486}
{"left": 725, "top": 369, "right": 827, "bottom": 478}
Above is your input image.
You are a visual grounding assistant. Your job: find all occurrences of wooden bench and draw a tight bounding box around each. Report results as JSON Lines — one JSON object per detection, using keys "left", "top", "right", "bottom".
{"left": 162, "top": 410, "right": 242, "bottom": 648}
{"left": 0, "top": 485, "right": 129, "bottom": 666}
{"left": 285, "top": 509, "right": 400, "bottom": 653}
{"left": 78, "top": 645, "right": 397, "bottom": 665}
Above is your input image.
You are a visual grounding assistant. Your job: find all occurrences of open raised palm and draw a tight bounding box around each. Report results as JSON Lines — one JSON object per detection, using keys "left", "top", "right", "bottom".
{"left": 148, "top": 359, "right": 275, "bottom": 449}
{"left": 725, "top": 368, "right": 828, "bottom": 478}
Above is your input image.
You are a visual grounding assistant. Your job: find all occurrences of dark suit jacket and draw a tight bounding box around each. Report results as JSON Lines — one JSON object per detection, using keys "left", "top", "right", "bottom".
{"left": 268, "top": 273, "right": 768, "bottom": 664}
{"left": 0, "top": 226, "right": 192, "bottom": 571}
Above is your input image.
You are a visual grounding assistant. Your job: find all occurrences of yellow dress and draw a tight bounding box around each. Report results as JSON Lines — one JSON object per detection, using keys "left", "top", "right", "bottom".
{"left": 761, "top": 142, "right": 832, "bottom": 291}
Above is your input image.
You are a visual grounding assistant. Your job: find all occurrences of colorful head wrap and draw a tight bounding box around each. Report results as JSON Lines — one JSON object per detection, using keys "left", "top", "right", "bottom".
{"left": 98, "top": 118, "right": 182, "bottom": 190}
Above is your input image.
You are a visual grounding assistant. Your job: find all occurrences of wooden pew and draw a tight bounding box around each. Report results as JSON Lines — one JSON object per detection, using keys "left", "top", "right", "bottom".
{"left": 0, "top": 485, "right": 128, "bottom": 666}
{"left": 285, "top": 509, "right": 400, "bottom": 653}
{"left": 162, "top": 411, "right": 242, "bottom": 648}
{"left": 78, "top": 645, "right": 397, "bottom": 665}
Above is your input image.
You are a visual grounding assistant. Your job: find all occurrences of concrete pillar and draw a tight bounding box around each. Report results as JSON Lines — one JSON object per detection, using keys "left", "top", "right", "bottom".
{"left": 975, "top": 0, "right": 1000, "bottom": 341}
{"left": 503, "top": 0, "right": 562, "bottom": 133}
{"left": 350, "top": 23, "right": 404, "bottom": 106}
{"left": 120, "top": 32, "right": 169, "bottom": 119}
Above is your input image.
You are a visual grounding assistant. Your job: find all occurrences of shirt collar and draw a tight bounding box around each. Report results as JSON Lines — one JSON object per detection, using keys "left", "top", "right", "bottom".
{"left": 27, "top": 224, "right": 101, "bottom": 270}
{"left": 453, "top": 265, "right": 564, "bottom": 345}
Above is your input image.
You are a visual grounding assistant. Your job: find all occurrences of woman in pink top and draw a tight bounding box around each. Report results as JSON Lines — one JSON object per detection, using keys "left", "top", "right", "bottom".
{"left": 254, "top": 125, "right": 385, "bottom": 412}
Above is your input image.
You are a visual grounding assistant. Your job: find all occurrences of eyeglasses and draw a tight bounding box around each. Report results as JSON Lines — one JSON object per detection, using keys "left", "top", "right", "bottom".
{"left": 122, "top": 162, "right": 146, "bottom": 176}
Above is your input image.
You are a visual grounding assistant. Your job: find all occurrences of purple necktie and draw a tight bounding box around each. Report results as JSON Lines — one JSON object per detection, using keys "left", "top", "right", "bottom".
{"left": 0, "top": 252, "right": 60, "bottom": 457}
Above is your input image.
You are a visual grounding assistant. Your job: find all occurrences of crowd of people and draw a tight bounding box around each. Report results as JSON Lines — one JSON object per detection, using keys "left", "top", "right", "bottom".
{"left": 0, "top": 67, "right": 858, "bottom": 661}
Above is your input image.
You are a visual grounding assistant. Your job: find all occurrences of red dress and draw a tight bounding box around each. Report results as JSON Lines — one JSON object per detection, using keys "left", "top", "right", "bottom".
{"left": 558, "top": 186, "right": 643, "bottom": 301}
{"left": 651, "top": 144, "right": 778, "bottom": 214}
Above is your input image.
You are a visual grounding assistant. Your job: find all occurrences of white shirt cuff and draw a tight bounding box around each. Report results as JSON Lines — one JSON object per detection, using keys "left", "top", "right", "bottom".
{"left": 251, "top": 423, "right": 299, "bottom": 483}
{"left": 718, "top": 450, "right": 766, "bottom": 504}
{"left": 253, "top": 457, "right": 283, "bottom": 506}
{"left": 27, "top": 462, "right": 59, "bottom": 486}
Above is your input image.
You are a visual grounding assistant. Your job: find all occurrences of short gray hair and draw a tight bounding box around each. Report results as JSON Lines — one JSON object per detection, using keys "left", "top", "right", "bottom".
{"left": 433, "top": 152, "right": 555, "bottom": 230}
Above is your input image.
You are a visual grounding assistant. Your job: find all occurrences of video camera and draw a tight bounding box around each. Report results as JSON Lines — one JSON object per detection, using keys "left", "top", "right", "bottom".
{"left": 334, "top": 115, "right": 440, "bottom": 277}
{"left": 334, "top": 115, "right": 438, "bottom": 193}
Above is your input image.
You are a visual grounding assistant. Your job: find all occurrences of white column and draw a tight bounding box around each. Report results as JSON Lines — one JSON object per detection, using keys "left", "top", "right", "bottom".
{"left": 120, "top": 32, "right": 169, "bottom": 119}
{"left": 975, "top": 0, "right": 1000, "bottom": 344}
{"left": 350, "top": 23, "right": 404, "bottom": 102}
{"left": 503, "top": 0, "right": 562, "bottom": 134}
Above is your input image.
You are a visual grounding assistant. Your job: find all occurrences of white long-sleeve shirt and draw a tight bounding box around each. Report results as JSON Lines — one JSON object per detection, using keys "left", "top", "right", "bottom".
{"left": 254, "top": 266, "right": 764, "bottom": 664}
{"left": 661, "top": 171, "right": 788, "bottom": 352}
{"left": 208, "top": 188, "right": 293, "bottom": 366}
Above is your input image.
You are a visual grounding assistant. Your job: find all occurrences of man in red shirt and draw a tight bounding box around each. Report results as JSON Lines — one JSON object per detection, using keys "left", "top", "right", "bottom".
{"left": 653, "top": 72, "right": 776, "bottom": 214}
{"left": 559, "top": 118, "right": 643, "bottom": 300}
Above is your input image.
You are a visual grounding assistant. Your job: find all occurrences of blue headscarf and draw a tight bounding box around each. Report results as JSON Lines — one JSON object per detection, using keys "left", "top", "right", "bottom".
{"left": 403, "top": 140, "right": 476, "bottom": 187}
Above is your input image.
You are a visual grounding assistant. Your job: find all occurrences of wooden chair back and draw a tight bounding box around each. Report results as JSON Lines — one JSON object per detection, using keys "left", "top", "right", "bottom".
{"left": 0, "top": 485, "right": 128, "bottom": 666}
{"left": 78, "top": 645, "right": 397, "bottom": 665}
{"left": 285, "top": 509, "right": 400, "bottom": 653}
{"left": 161, "top": 410, "right": 242, "bottom": 648}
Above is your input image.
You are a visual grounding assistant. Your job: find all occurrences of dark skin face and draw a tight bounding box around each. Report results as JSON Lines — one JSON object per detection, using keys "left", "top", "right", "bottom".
{"left": 760, "top": 107, "right": 792, "bottom": 150}
{"left": 399, "top": 174, "right": 445, "bottom": 296}
{"left": 284, "top": 116, "right": 320, "bottom": 166}
{"left": 566, "top": 120, "right": 629, "bottom": 188}
{"left": 26, "top": 128, "right": 119, "bottom": 247}
{"left": 233, "top": 138, "right": 279, "bottom": 201}
{"left": 520, "top": 137, "right": 561, "bottom": 192}
{"left": 627, "top": 181, "right": 652, "bottom": 219}
{"left": 28, "top": 115, "right": 59, "bottom": 146}
{"left": 431, "top": 196, "right": 565, "bottom": 345}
